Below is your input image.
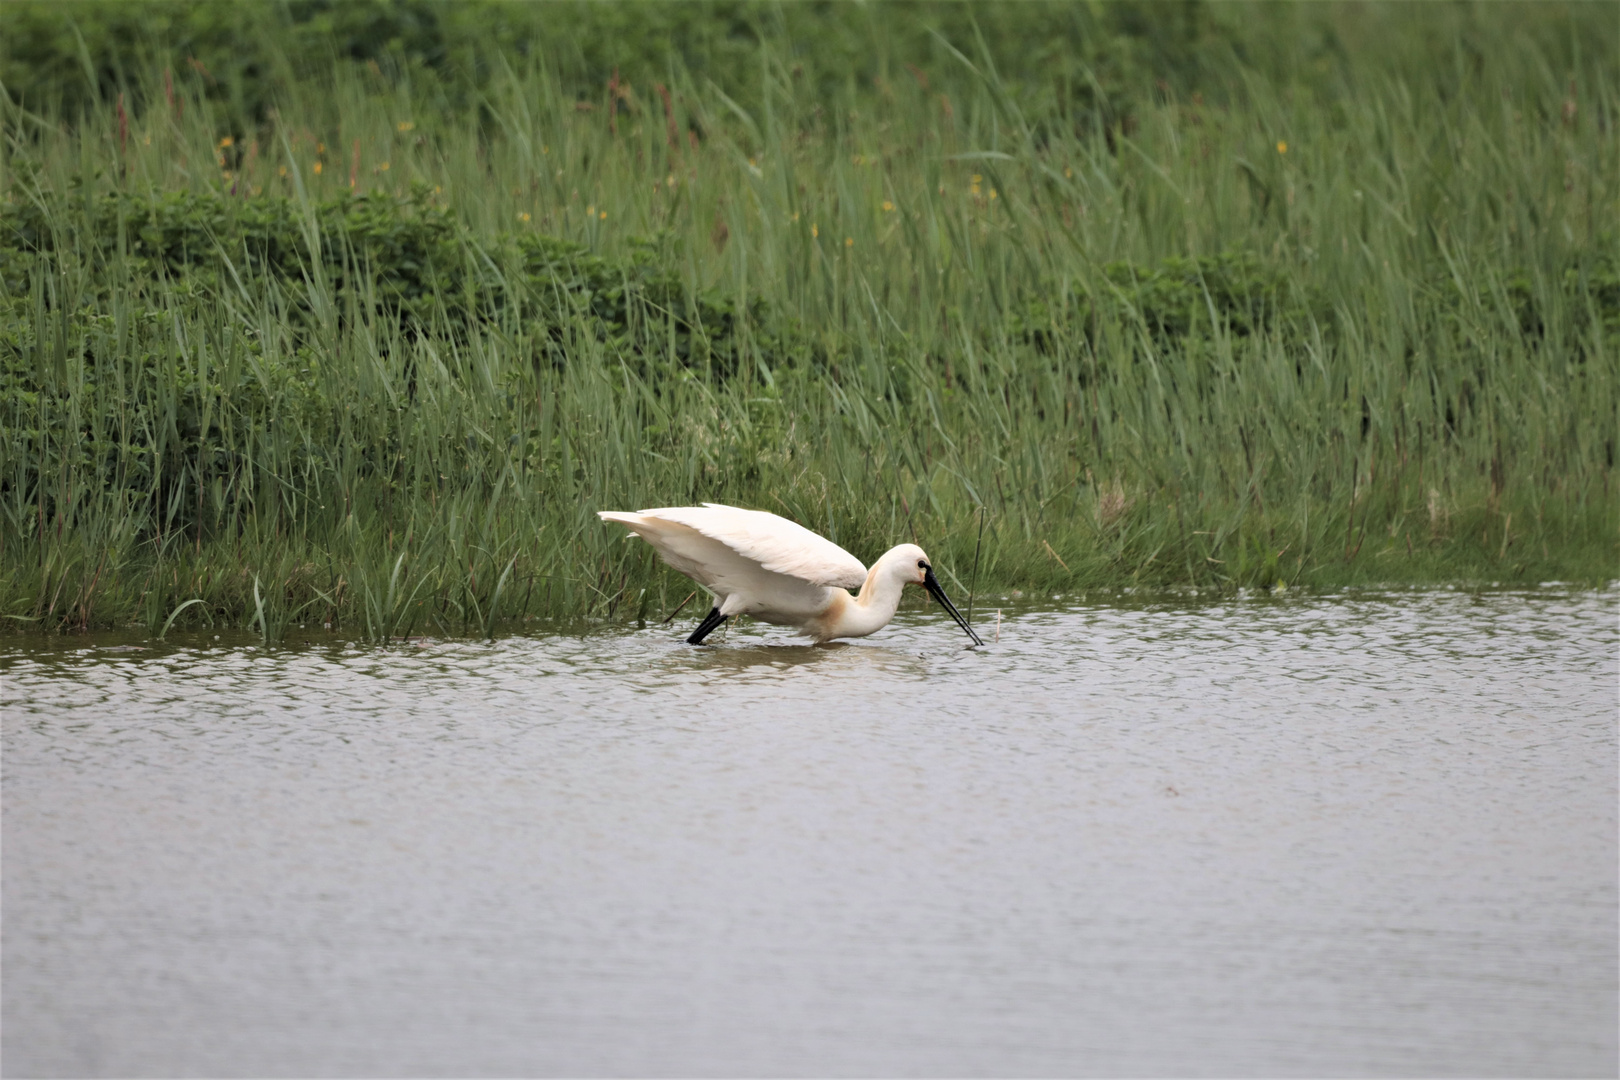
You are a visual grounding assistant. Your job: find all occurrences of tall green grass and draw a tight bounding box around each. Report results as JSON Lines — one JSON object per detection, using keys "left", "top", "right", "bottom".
{"left": 2, "top": 2, "right": 1614, "bottom": 639}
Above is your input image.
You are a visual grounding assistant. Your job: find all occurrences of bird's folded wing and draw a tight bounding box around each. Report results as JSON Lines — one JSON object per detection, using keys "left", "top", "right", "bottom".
{"left": 624, "top": 504, "right": 867, "bottom": 589}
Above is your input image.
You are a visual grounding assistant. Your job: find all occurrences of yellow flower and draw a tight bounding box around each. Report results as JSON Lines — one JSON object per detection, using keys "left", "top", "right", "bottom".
{"left": 433, "top": 185, "right": 441, "bottom": 195}
{"left": 278, "top": 165, "right": 288, "bottom": 177}
{"left": 519, "top": 212, "right": 531, "bottom": 222}
{"left": 313, "top": 161, "right": 323, "bottom": 174}
{"left": 599, "top": 210, "right": 607, "bottom": 220}
{"left": 791, "top": 211, "right": 800, "bottom": 222}
{"left": 218, "top": 136, "right": 233, "bottom": 148}
{"left": 811, "top": 224, "right": 818, "bottom": 238}
{"left": 377, "top": 161, "right": 390, "bottom": 171}
{"left": 1277, "top": 141, "right": 1288, "bottom": 154}
{"left": 989, "top": 188, "right": 998, "bottom": 200}
{"left": 1064, "top": 167, "right": 1073, "bottom": 178}
{"left": 397, "top": 121, "right": 414, "bottom": 132}
{"left": 882, "top": 200, "right": 895, "bottom": 212}
{"left": 844, "top": 236, "right": 853, "bottom": 248}
{"left": 972, "top": 174, "right": 982, "bottom": 184}
{"left": 317, "top": 142, "right": 325, "bottom": 154}
{"left": 586, "top": 204, "right": 595, "bottom": 216}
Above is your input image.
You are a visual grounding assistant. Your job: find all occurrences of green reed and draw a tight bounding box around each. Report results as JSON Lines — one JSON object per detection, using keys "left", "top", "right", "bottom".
{"left": 1, "top": 3, "right": 1614, "bottom": 638}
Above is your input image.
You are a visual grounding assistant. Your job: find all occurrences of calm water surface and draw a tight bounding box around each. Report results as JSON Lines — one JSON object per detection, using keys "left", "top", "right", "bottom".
{"left": 4, "top": 589, "right": 1616, "bottom": 1077}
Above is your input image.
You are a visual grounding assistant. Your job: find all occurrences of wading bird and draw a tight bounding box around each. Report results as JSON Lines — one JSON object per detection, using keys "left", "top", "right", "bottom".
{"left": 599, "top": 503, "right": 985, "bottom": 646}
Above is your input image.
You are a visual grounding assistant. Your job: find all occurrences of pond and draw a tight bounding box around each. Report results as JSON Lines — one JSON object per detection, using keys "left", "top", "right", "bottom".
{"left": 3, "top": 588, "right": 1616, "bottom": 1077}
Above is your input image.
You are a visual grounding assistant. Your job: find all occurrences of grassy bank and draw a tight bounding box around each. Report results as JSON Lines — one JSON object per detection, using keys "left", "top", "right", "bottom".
{"left": 2, "top": 1, "right": 1615, "bottom": 639}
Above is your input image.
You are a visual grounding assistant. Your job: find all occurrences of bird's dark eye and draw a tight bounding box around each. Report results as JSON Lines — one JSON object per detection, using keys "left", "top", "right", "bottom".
{"left": 917, "top": 560, "right": 929, "bottom": 569}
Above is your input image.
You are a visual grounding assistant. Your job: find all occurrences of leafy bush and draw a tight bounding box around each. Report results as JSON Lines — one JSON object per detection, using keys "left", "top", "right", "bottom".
{"left": 1, "top": 187, "right": 769, "bottom": 375}
{"left": 0, "top": 187, "right": 782, "bottom": 545}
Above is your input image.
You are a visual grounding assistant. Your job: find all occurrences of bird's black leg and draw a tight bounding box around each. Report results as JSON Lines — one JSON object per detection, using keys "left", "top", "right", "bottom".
{"left": 686, "top": 607, "right": 729, "bottom": 645}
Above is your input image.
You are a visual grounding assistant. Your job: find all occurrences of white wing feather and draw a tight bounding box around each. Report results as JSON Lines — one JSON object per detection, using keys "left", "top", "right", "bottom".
{"left": 600, "top": 504, "right": 867, "bottom": 589}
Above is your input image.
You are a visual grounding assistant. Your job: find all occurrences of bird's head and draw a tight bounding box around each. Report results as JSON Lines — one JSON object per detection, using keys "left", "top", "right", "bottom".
{"left": 886, "top": 542, "right": 933, "bottom": 586}
{"left": 882, "top": 543, "right": 983, "bottom": 645}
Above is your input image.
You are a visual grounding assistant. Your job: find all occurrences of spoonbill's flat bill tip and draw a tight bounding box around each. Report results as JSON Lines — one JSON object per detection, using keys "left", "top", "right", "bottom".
{"left": 599, "top": 503, "right": 984, "bottom": 646}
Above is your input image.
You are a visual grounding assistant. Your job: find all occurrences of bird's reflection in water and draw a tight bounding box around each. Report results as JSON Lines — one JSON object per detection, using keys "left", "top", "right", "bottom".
{"left": 643, "top": 629, "right": 934, "bottom": 681}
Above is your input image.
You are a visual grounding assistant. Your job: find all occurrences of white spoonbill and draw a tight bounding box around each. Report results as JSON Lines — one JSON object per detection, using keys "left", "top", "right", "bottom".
{"left": 598, "top": 503, "right": 984, "bottom": 646}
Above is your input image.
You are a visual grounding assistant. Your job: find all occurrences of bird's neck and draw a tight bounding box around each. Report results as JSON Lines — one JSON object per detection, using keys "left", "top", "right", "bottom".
{"left": 828, "top": 561, "right": 906, "bottom": 637}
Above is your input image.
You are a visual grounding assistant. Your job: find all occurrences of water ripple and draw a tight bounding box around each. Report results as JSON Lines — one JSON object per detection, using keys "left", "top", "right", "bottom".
{"left": 3, "top": 589, "right": 1616, "bottom": 1076}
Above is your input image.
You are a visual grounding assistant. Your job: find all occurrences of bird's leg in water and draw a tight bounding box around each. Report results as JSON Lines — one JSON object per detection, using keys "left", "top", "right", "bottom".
{"left": 686, "top": 607, "right": 729, "bottom": 645}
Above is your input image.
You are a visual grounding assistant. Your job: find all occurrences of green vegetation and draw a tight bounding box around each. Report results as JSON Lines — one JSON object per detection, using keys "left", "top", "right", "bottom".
{"left": 2, "top": 1, "right": 1615, "bottom": 639}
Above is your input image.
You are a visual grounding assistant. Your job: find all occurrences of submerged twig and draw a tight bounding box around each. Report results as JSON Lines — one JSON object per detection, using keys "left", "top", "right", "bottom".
{"left": 661, "top": 590, "right": 698, "bottom": 624}
{"left": 967, "top": 506, "right": 985, "bottom": 630}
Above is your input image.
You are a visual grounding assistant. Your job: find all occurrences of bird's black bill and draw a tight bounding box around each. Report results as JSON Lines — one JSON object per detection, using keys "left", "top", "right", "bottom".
{"left": 923, "top": 569, "right": 985, "bottom": 646}
{"left": 686, "top": 606, "right": 729, "bottom": 645}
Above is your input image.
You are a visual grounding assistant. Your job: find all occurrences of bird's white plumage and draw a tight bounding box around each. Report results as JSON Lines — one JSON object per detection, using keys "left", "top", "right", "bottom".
{"left": 598, "top": 502, "right": 983, "bottom": 645}
{"left": 597, "top": 508, "right": 835, "bottom": 620}
{"left": 609, "top": 504, "right": 867, "bottom": 589}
